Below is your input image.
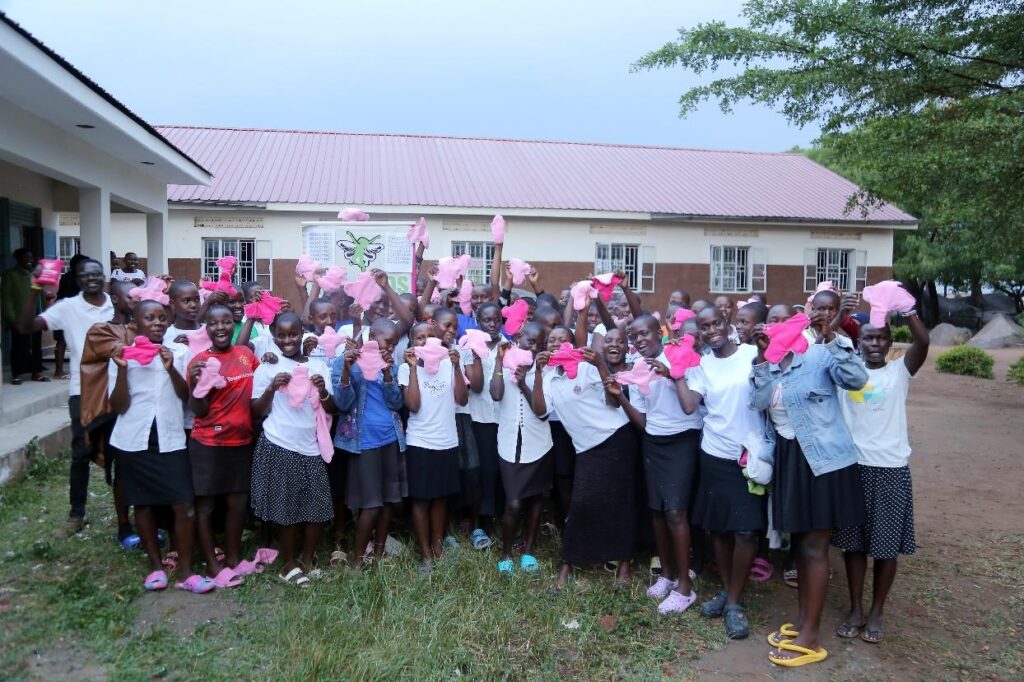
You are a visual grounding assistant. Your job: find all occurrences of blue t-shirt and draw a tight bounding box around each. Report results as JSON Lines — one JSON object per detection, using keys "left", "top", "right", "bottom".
{"left": 457, "top": 313, "right": 478, "bottom": 338}
{"left": 360, "top": 378, "right": 397, "bottom": 448}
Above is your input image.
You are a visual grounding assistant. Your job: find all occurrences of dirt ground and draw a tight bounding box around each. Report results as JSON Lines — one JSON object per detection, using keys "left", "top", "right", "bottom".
{"left": 695, "top": 347, "right": 1024, "bottom": 680}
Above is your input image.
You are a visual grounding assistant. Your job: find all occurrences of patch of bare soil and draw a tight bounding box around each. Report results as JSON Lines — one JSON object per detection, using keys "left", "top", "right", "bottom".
{"left": 22, "top": 642, "right": 108, "bottom": 681}
{"left": 133, "top": 587, "right": 241, "bottom": 637}
{"left": 696, "top": 348, "right": 1024, "bottom": 681}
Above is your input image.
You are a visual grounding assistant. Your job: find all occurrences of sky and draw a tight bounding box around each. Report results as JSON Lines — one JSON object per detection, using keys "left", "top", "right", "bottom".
{"left": 1, "top": 0, "right": 816, "bottom": 152}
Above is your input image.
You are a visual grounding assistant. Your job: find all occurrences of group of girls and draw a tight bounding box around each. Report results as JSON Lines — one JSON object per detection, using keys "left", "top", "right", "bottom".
{"left": 32, "top": 225, "right": 927, "bottom": 671}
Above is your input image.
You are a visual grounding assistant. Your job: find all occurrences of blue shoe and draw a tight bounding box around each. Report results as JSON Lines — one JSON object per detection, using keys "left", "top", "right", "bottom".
{"left": 497, "top": 559, "right": 514, "bottom": 575}
{"left": 156, "top": 530, "right": 166, "bottom": 546}
{"left": 118, "top": 533, "right": 141, "bottom": 550}
{"left": 520, "top": 554, "right": 539, "bottom": 573}
{"left": 470, "top": 528, "right": 492, "bottom": 550}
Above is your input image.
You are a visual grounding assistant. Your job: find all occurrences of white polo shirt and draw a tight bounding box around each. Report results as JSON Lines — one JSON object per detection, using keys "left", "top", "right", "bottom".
{"left": 107, "top": 341, "right": 188, "bottom": 453}
{"left": 463, "top": 341, "right": 505, "bottom": 424}
{"left": 398, "top": 358, "right": 458, "bottom": 450}
{"left": 251, "top": 356, "right": 334, "bottom": 457}
{"left": 40, "top": 293, "right": 114, "bottom": 396}
{"left": 495, "top": 368, "right": 551, "bottom": 463}
{"left": 628, "top": 352, "right": 704, "bottom": 436}
{"left": 542, "top": 361, "right": 628, "bottom": 454}
{"left": 685, "top": 344, "right": 763, "bottom": 461}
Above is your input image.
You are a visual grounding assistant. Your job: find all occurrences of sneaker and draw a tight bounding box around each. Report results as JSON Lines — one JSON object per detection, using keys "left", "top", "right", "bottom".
{"left": 658, "top": 589, "right": 698, "bottom": 615}
{"left": 700, "top": 590, "right": 727, "bottom": 618}
{"left": 55, "top": 516, "right": 85, "bottom": 539}
{"left": 646, "top": 576, "right": 678, "bottom": 601}
{"left": 723, "top": 604, "right": 750, "bottom": 639}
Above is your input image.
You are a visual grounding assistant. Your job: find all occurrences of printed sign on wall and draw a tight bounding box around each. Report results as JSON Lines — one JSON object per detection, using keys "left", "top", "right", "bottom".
{"left": 301, "top": 221, "right": 414, "bottom": 294}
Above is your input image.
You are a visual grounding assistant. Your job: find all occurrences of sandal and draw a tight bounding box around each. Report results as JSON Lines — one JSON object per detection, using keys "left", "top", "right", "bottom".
{"left": 279, "top": 567, "right": 310, "bottom": 588}
{"left": 519, "top": 554, "right": 539, "bottom": 573}
{"left": 161, "top": 551, "right": 179, "bottom": 572}
{"left": 768, "top": 641, "right": 828, "bottom": 667}
{"left": 497, "top": 559, "right": 514, "bottom": 575}
{"left": 254, "top": 547, "right": 279, "bottom": 565}
{"left": 55, "top": 373, "right": 70, "bottom": 380}
{"left": 118, "top": 533, "right": 142, "bottom": 550}
{"left": 470, "top": 528, "right": 492, "bottom": 550}
{"left": 212, "top": 567, "right": 244, "bottom": 588}
{"left": 214, "top": 546, "right": 226, "bottom": 563}
{"left": 176, "top": 574, "right": 216, "bottom": 594}
{"left": 144, "top": 570, "right": 168, "bottom": 591}
{"left": 10, "top": 378, "right": 22, "bottom": 386}
{"left": 650, "top": 556, "right": 662, "bottom": 577}
{"left": 836, "top": 621, "right": 865, "bottom": 639}
{"left": 329, "top": 550, "right": 348, "bottom": 567}
{"left": 234, "top": 560, "right": 262, "bottom": 576}
{"left": 783, "top": 568, "right": 798, "bottom": 588}
{"left": 750, "top": 557, "right": 773, "bottom": 582}
{"left": 767, "top": 623, "right": 800, "bottom": 647}
{"left": 31, "top": 374, "right": 51, "bottom": 382}
{"left": 861, "top": 626, "right": 884, "bottom": 644}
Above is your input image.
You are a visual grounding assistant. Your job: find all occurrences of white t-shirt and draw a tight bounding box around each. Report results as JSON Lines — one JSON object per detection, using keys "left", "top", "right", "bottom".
{"left": 768, "top": 383, "right": 797, "bottom": 439}
{"left": 628, "top": 351, "right": 703, "bottom": 436}
{"left": 39, "top": 293, "right": 114, "bottom": 396}
{"left": 495, "top": 368, "right": 551, "bottom": 463}
{"left": 542, "top": 361, "right": 628, "bottom": 454}
{"left": 163, "top": 324, "right": 204, "bottom": 428}
{"left": 110, "top": 268, "right": 146, "bottom": 283}
{"left": 839, "top": 357, "right": 913, "bottom": 467}
{"left": 398, "top": 358, "right": 458, "bottom": 450}
{"left": 251, "top": 355, "right": 333, "bottom": 457}
{"left": 686, "top": 344, "right": 763, "bottom": 461}
{"left": 164, "top": 323, "right": 203, "bottom": 345}
{"left": 463, "top": 342, "right": 504, "bottom": 424}
{"left": 108, "top": 341, "right": 187, "bottom": 453}
{"left": 338, "top": 322, "right": 371, "bottom": 344}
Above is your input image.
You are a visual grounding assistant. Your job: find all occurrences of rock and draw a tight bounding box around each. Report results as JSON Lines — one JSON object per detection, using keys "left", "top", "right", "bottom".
{"left": 982, "top": 292, "right": 1017, "bottom": 312}
{"left": 967, "top": 314, "right": 1024, "bottom": 349}
{"left": 930, "top": 323, "right": 972, "bottom": 346}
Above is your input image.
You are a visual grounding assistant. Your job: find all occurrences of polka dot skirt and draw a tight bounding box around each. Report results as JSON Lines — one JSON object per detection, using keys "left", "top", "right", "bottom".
{"left": 832, "top": 464, "right": 916, "bottom": 559}
{"left": 250, "top": 434, "right": 334, "bottom": 525}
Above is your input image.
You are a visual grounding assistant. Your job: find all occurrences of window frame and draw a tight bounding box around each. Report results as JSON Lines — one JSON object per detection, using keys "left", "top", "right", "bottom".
{"left": 708, "top": 245, "right": 767, "bottom": 294}
{"left": 59, "top": 236, "right": 80, "bottom": 273}
{"left": 593, "top": 242, "right": 654, "bottom": 293}
{"left": 803, "top": 248, "right": 868, "bottom": 293}
{"left": 201, "top": 237, "right": 256, "bottom": 285}
{"left": 450, "top": 241, "right": 495, "bottom": 285}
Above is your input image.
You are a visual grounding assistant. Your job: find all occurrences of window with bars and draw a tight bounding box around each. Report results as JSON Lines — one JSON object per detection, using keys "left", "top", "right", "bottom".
{"left": 709, "top": 245, "right": 766, "bottom": 293}
{"left": 803, "top": 248, "right": 867, "bottom": 292}
{"left": 451, "top": 241, "right": 495, "bottom": 285}
{"left": 593, "top": 243, "right": 656, "bottom": 292}
{"left": 202, "top": 238, "right": 255, "bottom": 284}
{"left": 59, "top": 237, "right": 80, "bottom": 273}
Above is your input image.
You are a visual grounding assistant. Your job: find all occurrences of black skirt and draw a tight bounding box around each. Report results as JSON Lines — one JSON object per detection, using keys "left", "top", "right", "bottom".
{"left": 188, "top": 440, "right": 252, "bottom": 497}
{"left": 562, "top": 424, "right": 636, "bottom": 565}
{"left": 406, "top": 445, "right": 461, "bottom": 501}
{"left": 326, "top": 449, "right": 349, "bottom": 500}
{"left": 693, "top": 450, "right": 767, "bottom": 533}
{"left": 112, "top": 423, "right": 193, "bottom": 507}
{"left": 500, "top": 454, "right": 553, "bottom": 502}
{"left": 832, "top": 465, "right": 915, "bottom": 559}
{"left": 550, "top": 420, "right": 576, "bottom": 478}
{"left": 250, "top": 434, "right": 333, "bottom": 525}
{"left": 642, "top": 429, "right": 700, "bottom": 512}
{"left": 472, "top": 422, "right": 503, "bottom": 517}
{"left": 347, "top": 441, "right": 408, "bottom": 509}
{"left": 772, "top": 436, "right": 865, "bottom": 533}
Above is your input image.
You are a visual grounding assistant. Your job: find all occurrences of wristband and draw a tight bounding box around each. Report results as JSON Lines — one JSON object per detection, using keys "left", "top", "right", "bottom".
{"left": 903, "top": 309, "right": 918, "bottom": 317}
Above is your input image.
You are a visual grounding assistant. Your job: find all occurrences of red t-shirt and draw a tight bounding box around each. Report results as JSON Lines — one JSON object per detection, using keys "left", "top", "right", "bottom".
{"left": 188, "top": 346, "right": 259, "bottom": 447}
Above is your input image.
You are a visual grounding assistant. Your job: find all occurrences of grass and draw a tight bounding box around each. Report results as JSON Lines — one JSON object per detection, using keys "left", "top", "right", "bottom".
{"left": 0, "top": 457, "right": 734, "bottom": 681}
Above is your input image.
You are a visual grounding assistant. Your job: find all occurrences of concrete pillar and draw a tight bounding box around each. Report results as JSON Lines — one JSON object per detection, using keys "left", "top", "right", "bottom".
{"left": 78, "top": 187, "right": 111, "bottom": 276}
{"left": 146, "top": 210, "right": 167, "bottom": 275}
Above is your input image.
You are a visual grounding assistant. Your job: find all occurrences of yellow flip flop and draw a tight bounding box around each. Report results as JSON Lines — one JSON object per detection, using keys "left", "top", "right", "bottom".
{"left": 768, "top": 641, "right": 827, "bottom": 667}
{"left": 766, "top": 623, "right": 799, "bottom": 647}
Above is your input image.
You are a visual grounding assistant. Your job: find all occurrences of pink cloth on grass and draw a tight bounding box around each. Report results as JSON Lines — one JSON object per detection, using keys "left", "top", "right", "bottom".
{"left": 862, "top": 280, "right": 916, "bottom": 327}
{"left": 764, "top": 312, "right": 811, "bottom": 363}
{"left": 547, "top": 342, "right": 584, "bottom": 379}
{"left": 34, "top": 259, "right": 63, "bottom": 287}
{"left": 355, "top": 341, "right": 387, "bottom": 378}
{"left": 664, "top": 334, "right": 701, "bottom": 379}
{"left": 591, "top": 273, "right": 623, "bottom": 302}
{"left": 570, "top": 280, "right": 597, "bottom": 311}
{"left": 129, "top": 276, "right": 170, "bottom": 306}
{"left": 193, "top": 356, "right": 226, "bottom": 398}
{"left": 121, "top": 337, "right": 161, "bottom": 365}
{"left": 343, "top": 272, "right": 384, "bottom": 310}
{"left": 279, "top": 365, "right": 333, "bottom": 462}
{"left": 315, "top": 265, "right": 347, "bottom": 293}
{"left": 316, "top": 327, "right": 349, "bottom": 360}
{"left": 338, "top": 208, "right": 370, "bottom": 221}
{"left": 615, "top": 358, "right": 659, "bottom": 396}
{"left": 187, "top": 327, "right": 213, "bottom": 355}
{"left": 414, "top": 337, "right": 449, "bottom": 374}
{"left": 458, "top": 329, "right": 492, "bottom": 359}
{"left": 244, "top": 294, "right": 283, "bottom": 324}
{"left": 454, "top": 279, "right": 474, "bottom": 315}
{"left": 670, "top": 308, "right": 696, "bottom": 331}
{"left": 491, "top": 214, "right": 505, "bottom": 244}
{"left": 295, "top": 255, "right": 320, "bottom": 282}
{"left": 407, "top": 217, "right": 430, "bottom": 248}
{"left": 502, "top": 346, "right": 533, "bottom": 370}
{"left": 501, "top": 299, "right": 529, "bottom": 335}
{"left": 435, "top": 255, "right": 471, "bottom": 290}
{"left": 508, "top": 258, "right": 531, "bottom": 286}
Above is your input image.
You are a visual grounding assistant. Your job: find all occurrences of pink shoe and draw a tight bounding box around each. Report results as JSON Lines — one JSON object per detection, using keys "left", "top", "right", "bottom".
{"left": 658, "top": 589, "right": 698, "bottom": 615}
{"left": 646, "top": 576, "right": 678, "bottom": 600}
{"left": 253, "top": 547, "right": 279, "bottom": 565}
{"left": 234, "top": 559, "right": 262, "bottom": 576}
{"left": 144, "top": 570, "right": 168, "bottom": 591}
{"left": 212, "top": 567, "right": 244, "bottom": 588}
{"left": 176, "top": 574, "right": 216, "bottom": 594}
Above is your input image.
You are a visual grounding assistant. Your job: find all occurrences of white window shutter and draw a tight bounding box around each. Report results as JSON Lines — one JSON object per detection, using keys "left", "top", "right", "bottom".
{"left": 854, "top": 250, "right": 868, "bottom": 291}
{"left": 640, "top": 245, "right": 656, "bottom": 293}
{"left": 803, "top": 248, "right": 819, "bottom": 292}
{"left": 256, "top": 239, "right": 273, "bottom": 291}
{"left": 750, "top": 247, "right": 767, "bottom": 293}
{"left": 710, "top": 245, "right": 721, "bottom": 292}
{"left": 594, "top": 242, "right": 611, "bottom": 275}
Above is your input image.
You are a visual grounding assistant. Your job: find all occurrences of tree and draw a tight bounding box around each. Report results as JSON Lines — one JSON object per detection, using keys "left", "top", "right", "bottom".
{"left": 634, "top": 0, "right": 1024, "bottom": 317}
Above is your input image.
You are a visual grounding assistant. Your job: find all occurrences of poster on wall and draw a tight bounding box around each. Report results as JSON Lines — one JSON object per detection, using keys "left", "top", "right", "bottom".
{"left": 301, "top": 221, "right": 415, "bottom": 294}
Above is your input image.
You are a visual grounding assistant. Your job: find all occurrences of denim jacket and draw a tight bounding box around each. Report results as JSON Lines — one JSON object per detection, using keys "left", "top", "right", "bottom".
{"left": 749, "top": 338, "right": 868, "bottom": 476}
{"left": 331, "top": 358, "right": 405, "bottom": 455}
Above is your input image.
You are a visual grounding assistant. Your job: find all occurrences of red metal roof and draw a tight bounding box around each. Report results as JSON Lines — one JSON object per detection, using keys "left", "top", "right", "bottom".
{"left": 159, "top": 126, "right": 916, "bottom": 224}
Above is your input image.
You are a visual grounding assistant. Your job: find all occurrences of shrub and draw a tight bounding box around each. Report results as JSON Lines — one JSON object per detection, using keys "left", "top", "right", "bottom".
{"left": 935, "top": 346, "right": 995, "bottom": 379}
{"left": 890, "top": 326, "right": 912, "bottom": 343}
{"left": 1008, "top": 356, "right": 1024, "bottom": 384}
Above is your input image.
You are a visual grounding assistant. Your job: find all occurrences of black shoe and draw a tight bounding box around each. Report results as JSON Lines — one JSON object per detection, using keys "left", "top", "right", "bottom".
{"left": 723, "top": 604, "right": 749, "bottom": 639}
{"left": 700, "top": 591, "right": 727, "bottom": 618}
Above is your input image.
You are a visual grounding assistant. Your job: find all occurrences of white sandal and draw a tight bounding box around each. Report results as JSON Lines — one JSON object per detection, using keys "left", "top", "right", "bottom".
{"left": 279, "top": 567, "right": 310, "bottom": 588}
